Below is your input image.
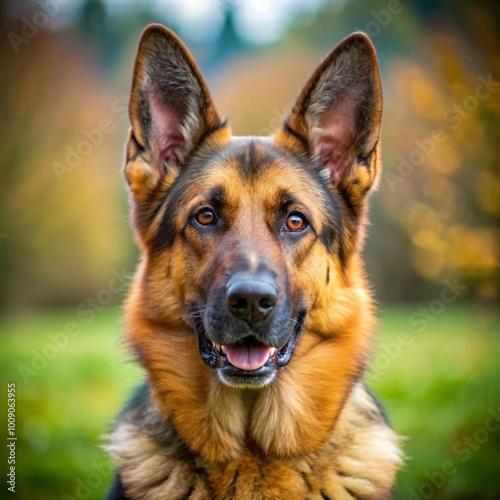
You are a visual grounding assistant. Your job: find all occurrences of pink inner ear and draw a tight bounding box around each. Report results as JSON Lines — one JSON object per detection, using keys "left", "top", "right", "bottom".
{"left": 315, "top": 99, "right": 357, "bottom": 186}
{"left": 150, "top": 93, "right": 186, "bottom": 167}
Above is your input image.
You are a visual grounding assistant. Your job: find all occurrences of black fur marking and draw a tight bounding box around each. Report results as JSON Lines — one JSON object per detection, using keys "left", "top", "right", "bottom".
{"left": 326, "top": 266, "right": 330, "bottom": 284}
{"left": 231, "top": 138, "right": 283, "bottom": 181}
{"left": 301, "top": 471, "right": 313, "bottom": 492}
{"left": 117, "top": 381, "right": 195, "bottom": 460}
{"left": 148, "top": 471, "right": 173, "bottom": 490}
{"left": 152, "top": 186, "right": 184, "bottom": 251}
{"left": 338, "top": 185, "right": 358, "bottom": 216}
{"left": 189, "top": 120, "right": 229, "bottom": 164}
{"left": 320, "top": 492, "right": 331, "bottom": 500}
{"left": 357, "top": 155, "right": 369, "bottom": 167}
{"left": 117, "top": 382, "right": 150, "bottom": 419}
{"left": 182, "top": 485, "right": 195, "bottom": 499}
{"left": 258, "top": 464, "right": 266, "bottom": 480}
{"left": 357, "top": 139, "right": 378, "bottom": 170}
{"left": 106, "top": 474, "right": 129, "bottom": 500}
{"left": 283, "top": 119, "right": 310, "bottom": 151}
{"left": 318, "top": 196, "right": 346, "bottom": 265}
{"left": 364, "top": 383, "right": 390, "bottom": 425}
{"left": 206, "top": 186, "right": 226, "bottom": 213}
{"left": 126, "top": 132, "right": 144, "bottom": 161}
{"left": 345, "top": 487, "right": 362, "bottom": 499}
{"left": 319, "top": 222, "right": 340, "bottom": 258}
{"left": 137, "top": 90, "right": 152, "bottom": 145}
{"left": 229, "top": 468, "right": 241, "bottom": 496}
{"left": 241, "top": 139, "right": 259, "bottom": 179}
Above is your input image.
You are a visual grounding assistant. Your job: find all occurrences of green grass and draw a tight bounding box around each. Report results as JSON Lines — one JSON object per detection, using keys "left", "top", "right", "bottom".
{"left": 1, "top": 305, "right": 499, "bottom": 499}
{"left": 1, "top": 309, "right": 143, "bottom": 500}
{"left": 371, "top": 305, "right": 500, "bottom": 500}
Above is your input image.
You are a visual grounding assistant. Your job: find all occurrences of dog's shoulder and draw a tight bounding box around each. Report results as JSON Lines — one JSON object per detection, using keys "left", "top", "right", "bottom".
{"left": 105, "top": 381, "right": 209, "bottom": 499}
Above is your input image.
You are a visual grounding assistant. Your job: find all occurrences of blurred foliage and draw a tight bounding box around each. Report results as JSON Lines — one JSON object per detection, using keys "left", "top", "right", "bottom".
{"left": 0, "top": 25, "right": 134, "bottom": 309}
{"left": 375, "top": 5, "right": 500, "bottom": 303}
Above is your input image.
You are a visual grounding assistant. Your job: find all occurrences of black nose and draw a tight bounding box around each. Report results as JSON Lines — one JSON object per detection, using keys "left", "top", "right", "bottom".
{"left": 226, "top": 272, "right": 278, "bottom": 323}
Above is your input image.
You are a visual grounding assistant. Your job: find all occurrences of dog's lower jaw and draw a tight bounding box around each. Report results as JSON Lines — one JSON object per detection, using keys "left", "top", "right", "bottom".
{"left": 196, "top": 313, "right": 305, "bottom": 389}
{"left": 106, "top": 383, "right": 403, "bottom": 500}
{"left": 215, "top": 364, "right": 277, "bottom": 389}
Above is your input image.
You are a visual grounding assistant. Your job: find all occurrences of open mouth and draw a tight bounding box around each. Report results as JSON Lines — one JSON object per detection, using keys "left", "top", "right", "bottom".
{"left": 196, "top": 313, "right": 305, "bottom": 387}
{"left": 222, "top": 341, "right": 276, "bottom": 371}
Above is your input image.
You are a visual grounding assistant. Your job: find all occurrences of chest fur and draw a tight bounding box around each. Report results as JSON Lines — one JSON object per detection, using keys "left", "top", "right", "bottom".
{"left": 106, "top": 383, "right": 402, "bottom": 499}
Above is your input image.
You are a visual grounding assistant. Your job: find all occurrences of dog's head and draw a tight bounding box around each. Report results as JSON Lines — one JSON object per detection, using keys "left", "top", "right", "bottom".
{"left": 124, "top": 25, "right": 382, "bottom": 389}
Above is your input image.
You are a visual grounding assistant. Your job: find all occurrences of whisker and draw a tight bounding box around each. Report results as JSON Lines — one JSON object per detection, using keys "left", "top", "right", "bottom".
{"left": 287, "top": 317, "right": 301, "bottom": 328}
{"left": 180, "top": 305, "right": 207, "bottom": 323}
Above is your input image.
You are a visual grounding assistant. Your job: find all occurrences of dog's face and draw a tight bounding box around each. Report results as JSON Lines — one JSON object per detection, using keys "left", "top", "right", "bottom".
{"left": 141, "top": 136, "right": 345, "bottom": 388}
{"left": 124, "top": 25, "right": 382, "bottom": 389}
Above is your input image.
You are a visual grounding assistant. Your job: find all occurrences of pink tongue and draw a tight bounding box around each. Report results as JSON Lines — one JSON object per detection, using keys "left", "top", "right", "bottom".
{"left": 224, "top": 342, "right": 272, "bottom": 371}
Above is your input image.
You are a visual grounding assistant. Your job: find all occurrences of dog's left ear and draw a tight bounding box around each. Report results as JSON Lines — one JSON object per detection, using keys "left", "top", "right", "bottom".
{"left": 125, "top": 24, "right": 223, "bottom": 199}
{"left": 282, "top": 33, "right": 382, "bottom": 210}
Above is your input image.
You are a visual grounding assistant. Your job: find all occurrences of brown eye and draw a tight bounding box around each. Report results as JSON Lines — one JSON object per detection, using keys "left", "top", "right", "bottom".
{"left": 195, "top": 209, "right": 216, "bottom": 226}
{"left": 285, "top": 213, "right": 307, "bottom": 232}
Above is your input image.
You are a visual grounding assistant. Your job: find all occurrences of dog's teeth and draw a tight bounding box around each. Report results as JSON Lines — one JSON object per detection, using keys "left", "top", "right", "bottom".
{"left": 269, "top": 347, "right": 277, "bottom": 356}
{"left": 221, "top": 345, "right": 227, "bottom": 354}
{"left": 214, "top": 343, "right": 222, "bottom": 352}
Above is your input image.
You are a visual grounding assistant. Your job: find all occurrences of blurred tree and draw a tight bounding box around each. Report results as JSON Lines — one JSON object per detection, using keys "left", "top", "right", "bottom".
{"left": 0, "top": 19, "right": 133, "bottom": 310}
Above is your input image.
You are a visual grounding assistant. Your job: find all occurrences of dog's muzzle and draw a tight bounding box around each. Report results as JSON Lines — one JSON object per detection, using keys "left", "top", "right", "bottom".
{"left": 192, "top": 270, "right": 304, "bottom": 388}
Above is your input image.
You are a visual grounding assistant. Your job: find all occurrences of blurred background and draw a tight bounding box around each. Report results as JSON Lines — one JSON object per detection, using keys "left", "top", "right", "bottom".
{"left": 0, "top": 0, "right": 498, "bottom": 498}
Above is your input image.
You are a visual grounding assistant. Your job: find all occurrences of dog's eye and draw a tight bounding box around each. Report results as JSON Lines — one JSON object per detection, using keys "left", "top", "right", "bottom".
{"left": 195, "top": 209, "right": 216, "bottom": 226}
{"left": 284, "top": 213, "right": 308, "bottom": 232}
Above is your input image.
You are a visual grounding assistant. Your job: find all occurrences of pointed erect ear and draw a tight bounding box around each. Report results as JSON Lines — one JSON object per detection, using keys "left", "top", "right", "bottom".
{"left": 284, "top": 33, "right": 383, "bottom": 209}
{"left": 127, "top": 24, "right": 223, "bottom": 177}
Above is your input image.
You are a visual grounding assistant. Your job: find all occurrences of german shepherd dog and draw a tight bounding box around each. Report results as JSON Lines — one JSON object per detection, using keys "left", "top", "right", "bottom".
{"left": 106, "top": 24, "right": 402, "bottom": 499}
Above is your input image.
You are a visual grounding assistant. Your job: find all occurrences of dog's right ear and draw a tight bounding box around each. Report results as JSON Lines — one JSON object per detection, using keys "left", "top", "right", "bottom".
{"left": 279, "top": 33, "right": 382, "bottom": 215}
{"left": 125, "top": 24, "right": 223, "bottom": 199}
